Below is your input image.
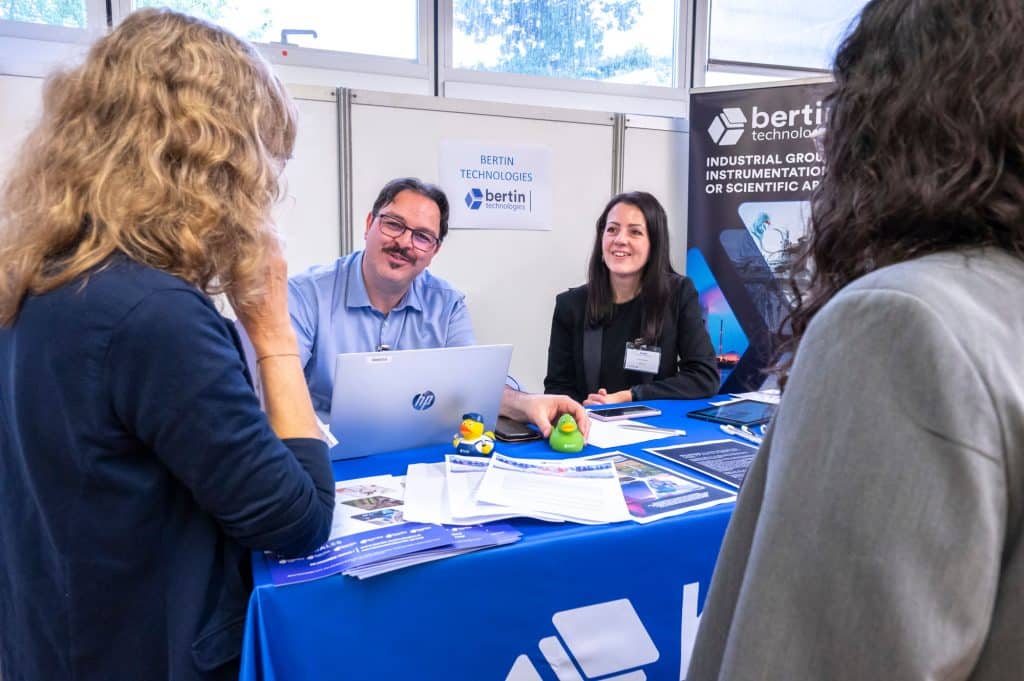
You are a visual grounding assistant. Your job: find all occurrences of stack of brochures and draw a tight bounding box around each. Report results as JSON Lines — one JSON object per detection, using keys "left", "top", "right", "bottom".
{"left": 263, "top": 474, "right": 521, "bottom": 585}
{"left": 404, "top": 453, "right": 632, "bottom": 525}
{"left": 404, "top": 450, "right": 738, "bottom": 527}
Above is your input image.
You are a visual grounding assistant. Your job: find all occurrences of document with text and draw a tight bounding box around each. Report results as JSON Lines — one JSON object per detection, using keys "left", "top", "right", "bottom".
{"left": 475, "top": 453, "right": 631, "bottom": 524}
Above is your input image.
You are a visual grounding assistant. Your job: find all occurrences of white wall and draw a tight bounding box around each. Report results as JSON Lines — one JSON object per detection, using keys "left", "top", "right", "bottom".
{"left": 0, "top": 75, "right": 339, "bottom": 283}
{"left": 445, "top": 80, "right": 688, "bottom": 119}
{"left": 621, "top": 117, "right": 691, "bottom": 274}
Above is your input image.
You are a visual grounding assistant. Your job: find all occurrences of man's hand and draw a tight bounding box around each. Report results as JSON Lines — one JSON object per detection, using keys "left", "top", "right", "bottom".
{"left": 500, "top": 388, "right": 589, "bottom": 440}
{"left": 583, "top": 388, "right": 631, "bottom": 406}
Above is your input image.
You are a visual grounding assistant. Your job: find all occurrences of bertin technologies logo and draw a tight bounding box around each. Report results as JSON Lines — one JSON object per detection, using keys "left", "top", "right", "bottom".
{"left": 708, "top": 107, "right": 747, "bottom": 146}
{"left": 465, "top": 188, "right": 483, "bottom": 210}
{"left": 411, "top": 391, "right": 436, "bottom": 410}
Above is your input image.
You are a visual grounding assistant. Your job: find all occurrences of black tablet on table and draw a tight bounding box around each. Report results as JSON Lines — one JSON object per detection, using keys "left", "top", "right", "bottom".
{"left": 686, "top": 399, "right": 776, "bottom": 428}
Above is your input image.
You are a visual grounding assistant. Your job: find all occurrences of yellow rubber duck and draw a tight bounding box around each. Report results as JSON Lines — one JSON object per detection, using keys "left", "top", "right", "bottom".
{"left": 452, "top": 412, "right": 496, "bottom": 456}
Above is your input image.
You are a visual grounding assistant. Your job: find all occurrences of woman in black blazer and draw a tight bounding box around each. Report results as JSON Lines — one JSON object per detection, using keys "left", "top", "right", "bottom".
{"left": 544, "top": 191, "right": 719, "bottom": 405}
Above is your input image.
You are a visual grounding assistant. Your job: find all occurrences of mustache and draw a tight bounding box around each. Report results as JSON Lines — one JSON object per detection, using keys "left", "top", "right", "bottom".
{"left": 382, "top": 244, "right": 416, "bottom": 264}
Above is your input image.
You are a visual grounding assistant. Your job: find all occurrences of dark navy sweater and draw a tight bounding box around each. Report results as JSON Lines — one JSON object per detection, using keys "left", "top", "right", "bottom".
{"left": 0, "top": 255, "right": 334, "bottom": 680}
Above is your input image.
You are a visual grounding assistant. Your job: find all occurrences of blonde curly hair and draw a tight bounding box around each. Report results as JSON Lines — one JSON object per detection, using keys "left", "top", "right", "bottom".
{"left": 0, "top": 8, "right": 297, "bottom": 325}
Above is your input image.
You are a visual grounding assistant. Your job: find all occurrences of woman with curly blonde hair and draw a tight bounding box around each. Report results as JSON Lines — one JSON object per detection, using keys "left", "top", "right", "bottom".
{"left": 0, "top": 9, "right": 333, "bottom": 680}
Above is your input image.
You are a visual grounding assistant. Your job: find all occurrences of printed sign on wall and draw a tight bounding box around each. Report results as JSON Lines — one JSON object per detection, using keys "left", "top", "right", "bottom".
{"left": 687, "top": 80, "right": 832, "bottom": 393}
{"left": 440, "top": 139, "right": 552, "bottom": 230}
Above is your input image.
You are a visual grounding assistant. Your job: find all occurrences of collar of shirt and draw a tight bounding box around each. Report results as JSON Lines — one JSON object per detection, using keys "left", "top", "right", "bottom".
{"left": 344, "top": 251, "right": 424, "bottom": 315}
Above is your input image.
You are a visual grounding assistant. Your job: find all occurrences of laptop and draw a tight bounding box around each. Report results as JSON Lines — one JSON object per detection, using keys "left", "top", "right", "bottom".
{"left": 328, "top": 344, "right": 513, "bottom": 460}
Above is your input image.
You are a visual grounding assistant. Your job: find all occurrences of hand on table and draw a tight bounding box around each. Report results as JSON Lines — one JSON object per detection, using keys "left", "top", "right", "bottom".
{"left": 501, "top": 389, "right": 589, "bottom": 440}
{"left": 583, "top": 388, "right": 632, "bottom": 406}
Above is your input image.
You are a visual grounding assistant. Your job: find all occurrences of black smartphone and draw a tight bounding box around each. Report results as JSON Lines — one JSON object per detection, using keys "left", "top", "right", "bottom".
{"left": 588, "top": 405, "right": 663, "bottom": 421}
{"left": 494, "top": 416, "right": 542, "bottom": 442}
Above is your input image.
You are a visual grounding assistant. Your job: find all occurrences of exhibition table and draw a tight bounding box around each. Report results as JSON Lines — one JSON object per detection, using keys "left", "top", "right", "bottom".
{"left": 240, "top": 399, "right": 743, "bottom": 681}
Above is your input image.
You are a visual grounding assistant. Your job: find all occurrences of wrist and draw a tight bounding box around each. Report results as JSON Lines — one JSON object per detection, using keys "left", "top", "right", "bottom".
{"left": 501, "top": 386, "right": 529, "bottom": 420}
{"left": 257, "top": 352, "right": 300, "bottom": 364}
{"left": 248, "top": 328, "right": 298, "bottom": 358}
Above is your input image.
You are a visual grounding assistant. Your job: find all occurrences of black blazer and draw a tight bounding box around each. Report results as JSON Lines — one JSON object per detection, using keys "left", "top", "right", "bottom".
{"left": 544, "top": 275, "right": 719, "bottom": 402}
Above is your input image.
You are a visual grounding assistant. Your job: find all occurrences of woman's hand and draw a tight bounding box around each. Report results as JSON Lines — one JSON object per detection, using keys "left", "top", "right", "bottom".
{"left": 230, "top": 237, "right": 297, "bottom": 357}
{"left": 229, "top": 237, "right": 319, "bottom": 441}
{"left": 583, "top": 388, "right": 632, "bottom": 406}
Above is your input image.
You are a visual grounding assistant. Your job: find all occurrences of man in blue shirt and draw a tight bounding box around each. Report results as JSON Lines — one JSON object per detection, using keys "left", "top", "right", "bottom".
{"left": 289, "top": 177, "right": 588, "bottom": 438}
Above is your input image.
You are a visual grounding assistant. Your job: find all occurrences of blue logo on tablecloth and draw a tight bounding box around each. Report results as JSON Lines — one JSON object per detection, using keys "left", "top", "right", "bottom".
{"left": 411, "top": 391, "right": 436, "bottom": 410}
{"left": 465, "top": 188, "right": 483, "bottom": 210}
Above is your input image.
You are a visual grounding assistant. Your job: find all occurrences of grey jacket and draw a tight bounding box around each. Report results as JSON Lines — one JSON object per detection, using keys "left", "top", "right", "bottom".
{"left": 688, "top": 248, "right": 1024, "bottom": 681}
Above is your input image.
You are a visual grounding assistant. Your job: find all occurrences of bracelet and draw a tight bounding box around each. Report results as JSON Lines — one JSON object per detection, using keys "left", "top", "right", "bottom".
{"left": 256, "top": 353, "right": 300, "bottom": 364}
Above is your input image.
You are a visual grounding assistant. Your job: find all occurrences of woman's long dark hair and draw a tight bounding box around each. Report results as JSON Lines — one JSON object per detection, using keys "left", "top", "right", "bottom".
{"left": 776, "top": 0, "right": 1024, "bottom": 387}
{"left": 586, "top": 191, "right": 678, "bottom": 343}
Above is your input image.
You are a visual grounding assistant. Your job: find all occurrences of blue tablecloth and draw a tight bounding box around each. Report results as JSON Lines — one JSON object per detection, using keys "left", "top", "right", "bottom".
{"left": 241, "top": 399, "right": 740, "bottom": 680}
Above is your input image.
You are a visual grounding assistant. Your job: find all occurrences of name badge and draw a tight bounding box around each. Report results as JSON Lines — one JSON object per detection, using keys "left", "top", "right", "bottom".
{"left": 624, "top": 342, "right": 661, "bottom": 374}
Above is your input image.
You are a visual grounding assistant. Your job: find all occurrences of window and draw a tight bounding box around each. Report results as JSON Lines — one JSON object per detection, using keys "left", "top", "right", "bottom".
{"left": 0, "top": 0, "right": 106, "bottom": 42}
{"left": 1, "top": 0, "right": 88, "bottom": 28}
{"left": 707, "top": 0, "right": 863, "bottom": 72}
{"left": 451, "top": 0, "right": 677, "bottom": 88}
{"left": 131, "top": 1, "right": 419, "bottom": 59}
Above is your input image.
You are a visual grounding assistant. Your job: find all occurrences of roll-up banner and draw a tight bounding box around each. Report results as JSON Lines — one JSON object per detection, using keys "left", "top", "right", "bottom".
{"left": 687, "top": 79, "right": 831, "bottom": 393}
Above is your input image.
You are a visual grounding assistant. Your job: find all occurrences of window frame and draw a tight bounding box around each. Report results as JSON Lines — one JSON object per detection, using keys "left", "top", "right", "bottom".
{"left": 438, "top": 0, "right": 691, "bottom": 103}
{"left": 0, "top": 0, "right": 107, "bottom": 41}
{"left": 690, "top": 0, "right": 832, "bottom": 88}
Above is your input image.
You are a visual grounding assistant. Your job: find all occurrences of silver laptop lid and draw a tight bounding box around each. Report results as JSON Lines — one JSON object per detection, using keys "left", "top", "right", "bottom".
{"left": 328, "top": 344, "right": 513, "bottom": 460}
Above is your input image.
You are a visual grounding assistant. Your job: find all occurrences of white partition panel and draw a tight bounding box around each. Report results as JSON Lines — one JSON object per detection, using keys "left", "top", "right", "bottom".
{"left": 621, "top": 116, "right": 690, "bottom": 274}
{"left": 0, "top": 77, "right": 340, "bottom": 314}
{"left": 0, "top": 74, "right": 44, "bottom": 183}
{"left": 348, "top": 92, "right": 615, "bottom": 392}
{"left": 276, "top": 86, "right": 342, "bottom": 275}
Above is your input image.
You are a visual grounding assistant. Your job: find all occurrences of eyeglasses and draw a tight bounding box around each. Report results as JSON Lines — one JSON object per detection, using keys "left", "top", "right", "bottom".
{"left": 375, "top": 214, "right": 441, "bottom": 252}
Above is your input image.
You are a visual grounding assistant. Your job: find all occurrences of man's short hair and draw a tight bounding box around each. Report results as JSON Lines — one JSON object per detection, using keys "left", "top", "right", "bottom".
{"left": 371, "top": 178, "right": 450, "bottom": 241}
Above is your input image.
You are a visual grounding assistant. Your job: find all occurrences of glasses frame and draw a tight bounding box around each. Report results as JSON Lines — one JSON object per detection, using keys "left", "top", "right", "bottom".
{"left": 374, "top": 213, "right": 441, "bottom": 252}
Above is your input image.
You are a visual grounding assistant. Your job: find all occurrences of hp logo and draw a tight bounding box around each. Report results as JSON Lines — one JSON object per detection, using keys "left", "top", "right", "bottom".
{"left": 708, "top": 107, "right": 747, "bottom": 146}
{"left": 464, "top": 188, "right": 483, "bottom": 210}
{"left": 411, "top": 391, "right": 436, "bottom": 410}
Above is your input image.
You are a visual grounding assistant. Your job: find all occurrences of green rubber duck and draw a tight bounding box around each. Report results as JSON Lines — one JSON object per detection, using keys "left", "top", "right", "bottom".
{"left": 548, "top": 414, "right": 585, "bottom": 453}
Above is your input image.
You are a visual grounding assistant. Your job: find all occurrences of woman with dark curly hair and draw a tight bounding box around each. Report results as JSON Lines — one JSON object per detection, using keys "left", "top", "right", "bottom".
{"left": 0, "top": 9, "right": 334, "bottom": 680}
{"left": 543, "top": 191, "right": 718, "bottom": 405}
{"left": 688, "top": 1, "right": 1024, "bottom": 679}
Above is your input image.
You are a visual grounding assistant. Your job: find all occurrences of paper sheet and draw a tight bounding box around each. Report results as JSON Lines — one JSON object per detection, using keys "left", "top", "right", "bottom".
{"left": 729, "top": 390, "right": 781, "bottom": 405}
{"left": 404, "top": 461, "right": 525, "bottom": 525}
{"left": 585, "top": 418, "right": 682, "bottom": 449}
{"left": 476, "top": 453, "right": 631, "bottom": 524}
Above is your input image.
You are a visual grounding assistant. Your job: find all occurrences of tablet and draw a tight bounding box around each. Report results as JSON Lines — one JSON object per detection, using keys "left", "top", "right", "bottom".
{"left": 686, "top": 400, "right": 776, "bottom": 428}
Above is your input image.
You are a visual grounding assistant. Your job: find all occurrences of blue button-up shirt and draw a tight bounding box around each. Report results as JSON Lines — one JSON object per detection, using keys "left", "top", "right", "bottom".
{"left": 288, "top": 251, "right": 476, "bottom": 414}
